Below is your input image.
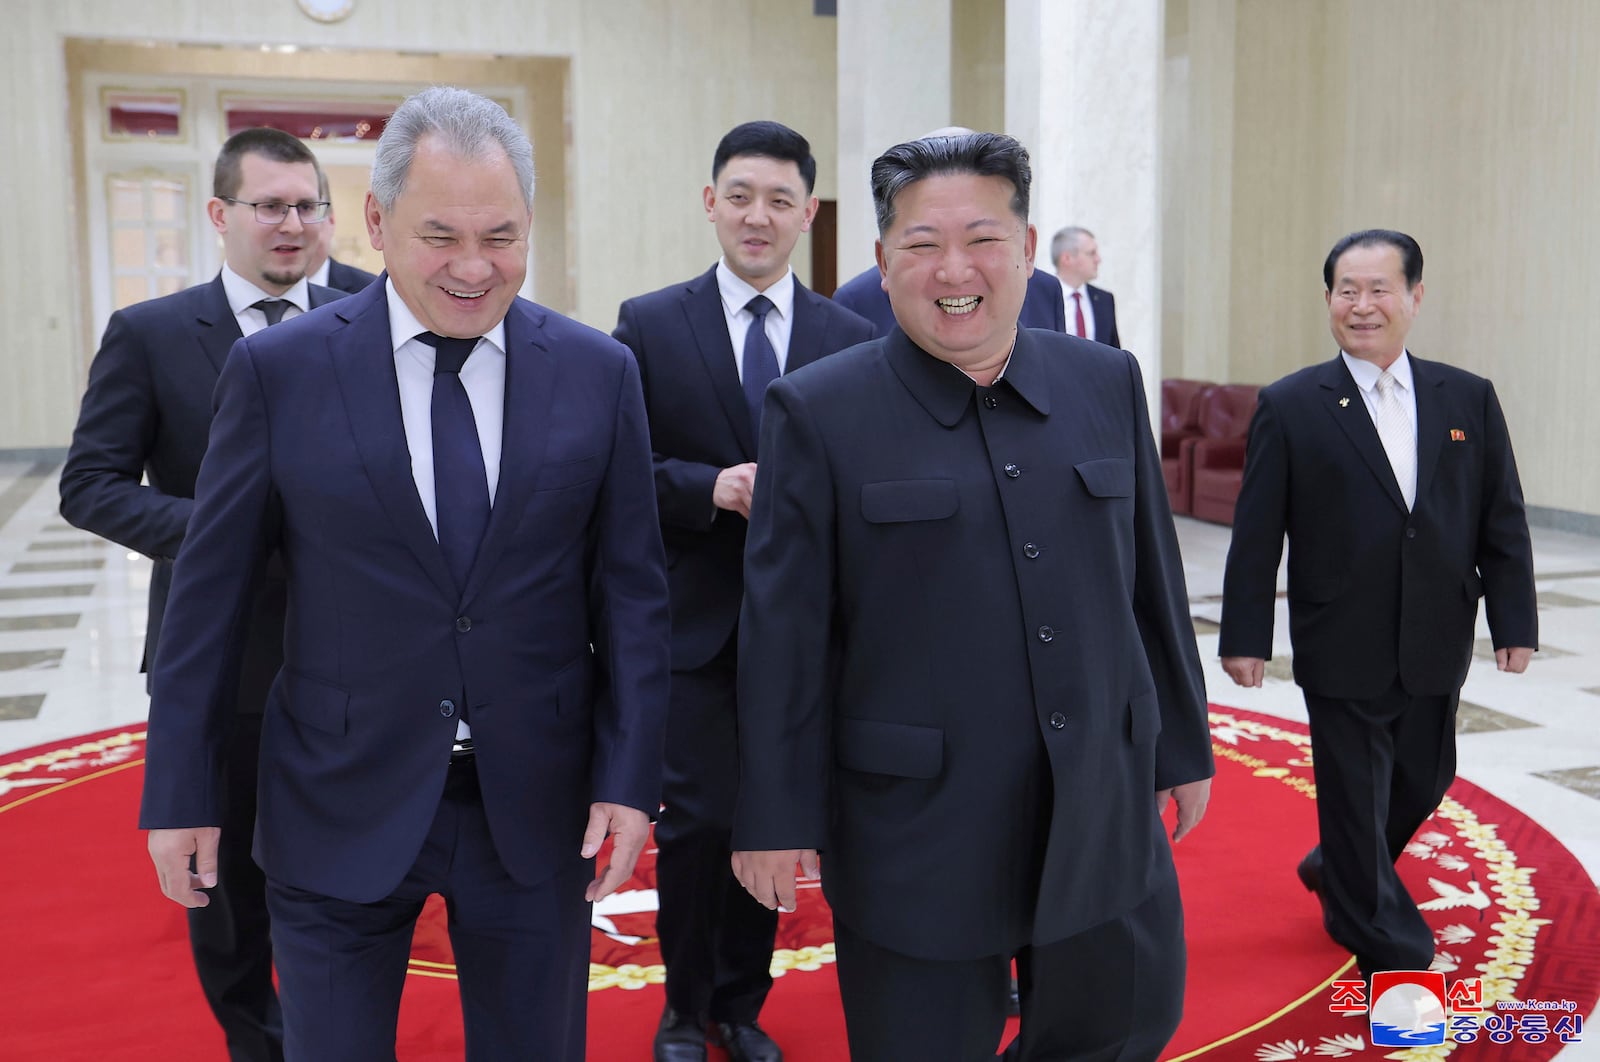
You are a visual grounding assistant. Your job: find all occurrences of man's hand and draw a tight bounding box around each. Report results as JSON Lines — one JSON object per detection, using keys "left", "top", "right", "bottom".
{"left": 582, "top": 803, "right": 651, "bottom": 902}
{"left": 148, "top": 827, "right": 222, "bottom": 908}
{"left": 1495, "top": 646, "right": 1534, "bottom": 674}
{"left": 732, "top": 849, "right": 820, "bottom": 913}
{"left": 1155, "top": 778, "right": 1212, "bottom": 843}
{"left": 1221, "top": 656, "right": 1265, "bottom": 688}
{"left": 712, "top": 463, "right": 758, "bottom": 518}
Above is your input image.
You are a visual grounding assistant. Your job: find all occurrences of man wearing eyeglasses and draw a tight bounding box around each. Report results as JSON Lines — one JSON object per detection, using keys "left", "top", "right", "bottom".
{"left": 60, "top": 126, "right": 349, "bottom": 1062}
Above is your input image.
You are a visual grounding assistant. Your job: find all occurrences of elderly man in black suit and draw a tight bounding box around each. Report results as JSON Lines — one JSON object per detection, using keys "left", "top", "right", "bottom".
{"left": 60, "top": 126, "right": 349, "bottom": 1062}
{"left": 614, "top": 120, "right": 872, "bottom": 1062}
{"left": 1220, "top": 229, "right": 1537, "bottom": 982}
{"left": 731, "top": 132, "right": 1212, "bottom": 1062}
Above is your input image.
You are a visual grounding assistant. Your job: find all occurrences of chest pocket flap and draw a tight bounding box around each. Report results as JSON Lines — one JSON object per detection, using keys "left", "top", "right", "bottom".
{"left": 1075, "top": 457, "right": 1135, "bottom": 498}
{"left": 861, "top": 479, "right": 959, "bottom": 523}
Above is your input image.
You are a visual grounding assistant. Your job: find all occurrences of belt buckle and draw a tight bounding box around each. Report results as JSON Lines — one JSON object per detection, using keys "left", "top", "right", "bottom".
{"left": 450, "top": 738, "right": 476, "bottom": 762}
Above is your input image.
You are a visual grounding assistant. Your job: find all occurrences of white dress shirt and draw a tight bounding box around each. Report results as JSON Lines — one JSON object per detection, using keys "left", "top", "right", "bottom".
{"left": 716, "top": 260, "right": 796, "bottom": 378}
{"left": 1341, "top": 350, "right": 1419, "bottom": 444}
{"left": 221, "top": 263, "right": 311, "bottom": 335}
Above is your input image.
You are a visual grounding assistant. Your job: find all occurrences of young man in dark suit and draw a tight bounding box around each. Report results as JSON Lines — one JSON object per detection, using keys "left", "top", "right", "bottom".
{"left": 613, "top": 121, "right": 872, "bottom": 1062}
{"left": 306, "top": 171, "right": 379, "bottom": 294}
{"left": 1051, "top": 225, "right": 1119, "bottom": 347}
{"left": 732, "top": 132, "right": 1212, "bottom": 1062}
{"left": 1219, "top": 229, "right": 1537, "bottom": 981}
{"left": 60, "top": 126, "right": 349, "bottom": 1062}
{"left": 138, "top": 88, "right": 670, "bottom": 1061}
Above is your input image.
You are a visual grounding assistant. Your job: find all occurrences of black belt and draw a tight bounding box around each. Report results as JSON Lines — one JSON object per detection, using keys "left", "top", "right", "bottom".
{"left": 450, "top": 738, "right": 476, "bottom": 765}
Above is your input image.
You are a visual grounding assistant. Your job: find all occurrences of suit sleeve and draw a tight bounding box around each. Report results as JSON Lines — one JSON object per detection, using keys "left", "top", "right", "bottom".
{"left": 59, "top": 310, "right": 193, "bottom": 560}
{"left": 613, "top": 299, "right": 724, "bottom": 532}
{"left": 586, "top": 351, "right": 672, "bottom": 815}
{"left": 1124, "top": 355, "right": 1213, "bottom": 789}
{"left": 139, "top": 339, "right": 276, "bottom": 829}
{"left": 1474, "top": 380, "right": 1537, "bottom": 650}
{"left": 732, "top": 378, "right": 835, "bottom": 850}
{"left": 1218, "top": 391, "right": 1288, "bottom": 659}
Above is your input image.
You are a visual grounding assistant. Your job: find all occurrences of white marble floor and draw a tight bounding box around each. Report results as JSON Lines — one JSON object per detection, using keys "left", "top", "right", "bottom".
{"left": 2, "top": 458, "right": 1596, "bottom": 1054}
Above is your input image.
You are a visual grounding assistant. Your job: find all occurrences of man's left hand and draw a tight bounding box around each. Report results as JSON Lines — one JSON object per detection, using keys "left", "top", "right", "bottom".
{"left": 582, "top": 802, "right": 651, "bottom": 902}
{"left": 1156, "top": 778, "right": 1212, "bottom": 843}
{"left": 1495, "top": 646, "right": 1534, "bottom": 673}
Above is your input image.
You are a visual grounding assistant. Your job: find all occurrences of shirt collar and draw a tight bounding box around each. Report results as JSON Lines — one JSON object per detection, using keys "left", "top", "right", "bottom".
{"left": 221, "top": 262, "right": 311, "bottom": 315}
{"left": 383, "top": 277, "right": 507, "bottom": 356}
{"left": 886, "top": 326, "right": 1049, "bottom": 427}
{"left": 309, "top": 258, "right": 331, "bottom": 288}
{"left": 716, "top": 259, "right": 795, "bottom": 320}
{"left": 1341, "top": 349, "right": 1414, "bottom": 393}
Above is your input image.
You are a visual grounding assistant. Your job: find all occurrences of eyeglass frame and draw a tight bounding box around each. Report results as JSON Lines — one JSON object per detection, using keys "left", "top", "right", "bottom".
{"left": 219, "top": 196, "right": 332, "bottom": 225}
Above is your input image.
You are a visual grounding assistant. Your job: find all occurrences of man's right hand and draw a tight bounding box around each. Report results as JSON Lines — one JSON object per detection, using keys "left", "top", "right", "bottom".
{"left": 713, "top": 462, "right": 759, "bottom": 518}
{"left": 1221, "top": 656, "right": 1265, "bottom": 688}
{"left": 148, "top": 827, "right": 222, "bottom": 908}
{"left": 732, "top": 848, "right": 820, "bottom": 914}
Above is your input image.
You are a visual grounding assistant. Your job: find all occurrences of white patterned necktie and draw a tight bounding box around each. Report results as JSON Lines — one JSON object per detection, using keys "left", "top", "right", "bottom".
{"left": 1373, "top": 370, "right": 1416, "bottom": 510}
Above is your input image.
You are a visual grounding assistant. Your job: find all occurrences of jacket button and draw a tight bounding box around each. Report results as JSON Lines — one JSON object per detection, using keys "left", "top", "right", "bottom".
{"left": 983, "top": 394, "right": 999, "bottom": 409}
{"left": 1004, "top": 462, "right": 1022, "bottom": 478}
{"left": 456, "top": 616, "right": 472, "bottom": 632}
{"left": 1405, "top": 528, "right": 1417, "bottom": 539}
{"left": 1049, "top": 712, "right": 1067, "bottom": 729}
{"left": 439, "top": 699, "right": 456, "bottom": 718}
{"left": 1037, "top": 625, "right": 1055, "bottom": 643}
{"left": 1023, "top": 542, "right": 1040, "bottom": 559}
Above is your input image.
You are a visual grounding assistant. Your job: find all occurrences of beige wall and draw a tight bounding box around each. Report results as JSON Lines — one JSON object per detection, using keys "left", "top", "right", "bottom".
{"left": 3, "top": 0, "right": 837, "bottom": 450}
{"left": 1167, "top": 0, "right": 1598, "bottom": 517}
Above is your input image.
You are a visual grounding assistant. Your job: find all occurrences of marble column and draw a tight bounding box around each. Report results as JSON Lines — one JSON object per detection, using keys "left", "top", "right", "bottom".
{"left": 836, "top": 0, "right": 952, "bottom": 280}
{"left": 1006, "top": 0, "right": 1164, "bottom": 410}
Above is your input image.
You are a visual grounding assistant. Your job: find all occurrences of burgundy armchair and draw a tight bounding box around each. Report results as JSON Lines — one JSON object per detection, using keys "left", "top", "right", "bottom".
{"left": 1187, "top": 384, "right": 1261, "bottom": 525}
{"left": 1160, "top": 379, "right": 1214, "bottom": 515}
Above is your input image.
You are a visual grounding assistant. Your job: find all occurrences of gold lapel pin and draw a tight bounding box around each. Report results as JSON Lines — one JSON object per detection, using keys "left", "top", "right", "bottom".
{"left": 1338, "top": 397, "right": 1350, "bottom": 407}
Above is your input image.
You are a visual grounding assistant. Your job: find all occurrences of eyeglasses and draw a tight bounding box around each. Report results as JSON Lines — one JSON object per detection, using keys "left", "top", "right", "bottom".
{"left": 220, "top": 197, "right": 331, "bottom": 225}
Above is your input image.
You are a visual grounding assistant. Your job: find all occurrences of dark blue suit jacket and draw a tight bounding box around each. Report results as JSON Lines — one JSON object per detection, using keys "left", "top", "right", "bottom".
{"left": 324, "top": 257, "right": 379, "bottom": 294}
{"left": 831, "top": 265, "right": 1067, "bottom": 335}
{"left": 139, "top": 277, "right": 671, "bottom": 903}
{"left": 614, "top": 267, "right": 873, "bottom": 671}
{"left": 60, "top": 275, "right": 347, "bottom": 706}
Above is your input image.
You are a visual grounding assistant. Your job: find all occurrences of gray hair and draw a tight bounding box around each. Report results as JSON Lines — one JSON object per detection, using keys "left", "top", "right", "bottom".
{"left": 370, "top": 86, "right": 535, "bottom": 211}
{"left": 870, "top": 132, "right": 1031, "bottom": 235}
{"left": 1049, "top": 226, "right": 1094, "bottom": 265}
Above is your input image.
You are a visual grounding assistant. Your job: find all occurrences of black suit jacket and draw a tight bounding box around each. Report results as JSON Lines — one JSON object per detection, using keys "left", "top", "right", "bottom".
{"left": 60, "top": 275, "right": 348, "bottom": 708}
{"left": 1219, "top": 354, "right": 1537, "bottom": 699}
{"left": 324, "top": 257, "right": 379, "bottom": 294}
{"left": 614, "top": 267, "right": 874, "bottom": 671}
{"left": 831, "top": 265, "right": 1066, "bottom": 335}
{"left": 1062, "top": 282, "right": 1120, "bottom": 348}
{"left": 733, "top": 328, "right": 1212, "bottom": 959}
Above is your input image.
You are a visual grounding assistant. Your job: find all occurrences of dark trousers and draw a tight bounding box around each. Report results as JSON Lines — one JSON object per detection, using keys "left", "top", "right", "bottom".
{"left": 1303, "top": 681, "right": 1459, "bottom": 976}
{"left": 265, "top": 760, "right": 591, "bottom": 1062}
{"left": 188, "top": 710, "right": 283, "bottom": 1062}
{"left": 833, "top": 863, "right": 1186, "bottom": 1062}
{"left": 655, "top": 645, "right": 778, "bottom": 1023}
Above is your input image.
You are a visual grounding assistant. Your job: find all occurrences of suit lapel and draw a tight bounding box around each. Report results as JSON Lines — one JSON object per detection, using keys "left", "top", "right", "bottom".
{"left": 327, "top": 282, "right": 459, "bottom": 602}
{"left": 1410, "top": 357, "right": 1447, "bottom": 509}
{"left": 786, "top": 282, "right": 831, "bottom": 374}
{"left": 1321, "top": 357, "right": 1408, "bottom": 513}
{"left": 193, "top": 276, "right": 244, "bottom": 376}
{"left": 681, "top": 269, "right": 757, "bottom": 456}
{"left": 1090, "top": 286, "right": 1112, "bottom": 344}
{"left": 460, "top": 302, "right": 558, "bottom": 606}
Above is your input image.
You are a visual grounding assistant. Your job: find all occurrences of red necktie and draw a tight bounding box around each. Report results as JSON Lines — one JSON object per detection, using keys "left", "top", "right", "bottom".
{"left": 1072, "top": 291, "right": 1087, "bottom": 338}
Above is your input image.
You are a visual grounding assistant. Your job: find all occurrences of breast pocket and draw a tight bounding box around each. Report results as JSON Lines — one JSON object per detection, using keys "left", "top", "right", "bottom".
{"left": 1074, "top": 458, "right": 1135, "bottom": 499}
{"left": 860, "top": 479, "right": 959, "bottom": 523}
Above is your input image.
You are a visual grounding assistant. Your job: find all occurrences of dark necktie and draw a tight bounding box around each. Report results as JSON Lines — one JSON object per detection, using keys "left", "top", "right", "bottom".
{"left": 252, "top": 298, "right": 288, "bottom": 327}
{"left": 418, "top": 332, "right": 490, "bottom": 594}
{"left": 742, "top": 295, "right": 780, "bottom": 435}
{"left": 1072, "top": 291, "right": 1086, "bottom": 338}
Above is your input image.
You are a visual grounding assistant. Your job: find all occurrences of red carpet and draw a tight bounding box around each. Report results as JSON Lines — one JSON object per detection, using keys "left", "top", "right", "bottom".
{"left": 1, "top": 710, "right": 1594, "bottom": 1060}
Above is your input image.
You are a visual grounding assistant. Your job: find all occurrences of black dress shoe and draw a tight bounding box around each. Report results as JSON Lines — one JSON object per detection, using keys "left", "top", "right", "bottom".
{"left": 712, "top": 1020, "right": 783, "bottom": 1062}
{"left": 1295, "top": 853, "right": 1322, "bottom": 895}
{"left": 653, "top": 1007, "right": 707, "bottom": 1062}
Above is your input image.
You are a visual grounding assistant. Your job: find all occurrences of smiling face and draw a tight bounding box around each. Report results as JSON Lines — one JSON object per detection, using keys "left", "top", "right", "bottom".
{"left": 704, "top": 154, "right": 818, "bottom": 291}
{"left": 1325, "top": 242, "right": 1423, "bottom": 368}
{"left": 365, "top": 133, "right": 530, "bottom": 339}
{"left": 877, "top": 172, "right": 1036, "bottom": 376}
{"left": 208, "top": 152, "right": 321, "bottom": 295}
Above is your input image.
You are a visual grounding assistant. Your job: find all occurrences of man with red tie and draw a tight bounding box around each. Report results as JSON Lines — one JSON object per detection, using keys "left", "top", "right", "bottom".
{"left": 1050, "top": 225, "right": 1120, "bottom": 348}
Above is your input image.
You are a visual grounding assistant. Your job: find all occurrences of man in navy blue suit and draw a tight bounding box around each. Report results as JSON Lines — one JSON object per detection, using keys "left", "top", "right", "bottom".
{"left": 1050, "top": 226, "right": 1119, "bottom": 348}
{"left": 140, "top": 87, "right": 670, "bottom": 1062}
{"left": 62, "top": 126, "right": 349, "bottom": 1062}
{"left": 614, "top": 121, "right": 872, "bottom": 1062}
